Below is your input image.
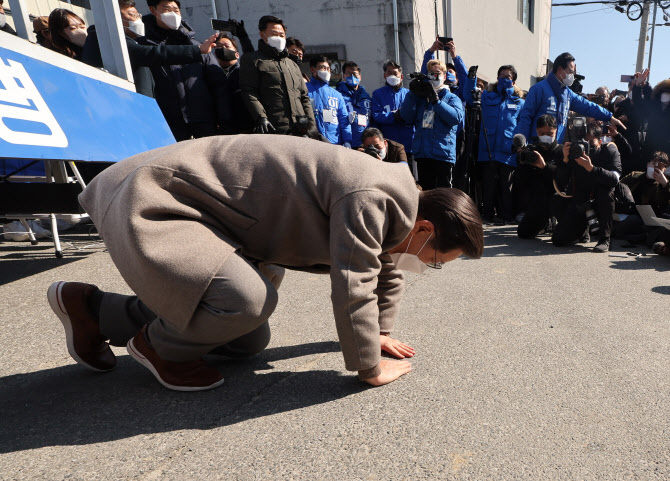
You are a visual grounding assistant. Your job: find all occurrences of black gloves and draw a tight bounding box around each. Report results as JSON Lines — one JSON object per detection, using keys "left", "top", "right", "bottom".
{"left": 427, "top": 87, "right": 439, "bottom": 104}
{"left": 393, "top": 110, "right": 404, "bottom": 124}
{"left": 409, "top": 78, "right": 428, "bottom": 98}
{"left": 254, "top": 118, "right": 276, "bottom": 134}
{"left": 232, "top": 19, "right": 248, "bottom": 38}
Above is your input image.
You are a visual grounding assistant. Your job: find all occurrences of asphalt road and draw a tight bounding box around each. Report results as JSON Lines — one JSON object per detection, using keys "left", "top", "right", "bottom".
{"left": 1, "top": 224, "right": 669, "bottom": 480}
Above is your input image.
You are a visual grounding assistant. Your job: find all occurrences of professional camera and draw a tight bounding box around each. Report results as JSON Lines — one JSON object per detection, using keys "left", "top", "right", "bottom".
{"left": 511, "top": 133, "right": 540, "bottom": 165}
{"left": 569, "top": 74, "right": 585, "bottom": 95}
{"left": 566, "top": 117, "right": 590, "bottom": 161}
{"left": 409, "top": 72, "right": 428, "bottom": 81}
{"left": 363, "top": 144, "right": 382, "bottom": 159}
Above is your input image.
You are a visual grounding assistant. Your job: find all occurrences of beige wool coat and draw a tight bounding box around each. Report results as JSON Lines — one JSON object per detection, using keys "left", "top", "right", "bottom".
{"left": 79, "top": 135, "right": 419, "bottom": 375}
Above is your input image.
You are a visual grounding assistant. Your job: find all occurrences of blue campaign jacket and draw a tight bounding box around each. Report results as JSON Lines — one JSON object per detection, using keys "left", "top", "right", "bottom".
{"left": 398, "top": 87, "right": 465, "bottom": 163}
{"left": 514, "top": 72, "right": 612, "bottom": 143}
{"left": 306, "top": 77, "right": 352, "bottom": 145}
{"left": 371, "top": 84, "right": 414, "bottom": 152}
{"left": 421, "top": 50, "right": 471, "bottom": 132}
{"left": 478, "top": 83, "right": 525, "bottom": 167}
{"left": 336, "top": 81, "right": 372, "bottom": 147}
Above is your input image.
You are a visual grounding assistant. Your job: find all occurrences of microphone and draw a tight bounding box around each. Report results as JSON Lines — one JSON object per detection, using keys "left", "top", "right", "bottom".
{"left": 511, "top": 133, "right": 527, "bottom": 153}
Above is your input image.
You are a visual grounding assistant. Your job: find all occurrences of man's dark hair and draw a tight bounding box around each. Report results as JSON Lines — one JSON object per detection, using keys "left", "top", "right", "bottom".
{"left": 258, "top": 15, "right": 285, "bottom": 32}
{"left": 383, "top": 60, "right": 402, "bottom": 73}
{"left": 342, "top": 61, "right": 360, "bottom": 74}
{"left": 446, "top": 63, "right": 456, "bottom": 73}
{"left": 537, "top": 114, "right": 557, "bottom": 130}
{"left": 310, "top": 55, "right": 329, "bottom": 68}
{"left": 586, "top": 121, "right": 603, "bottom": 139}
{"left": 216, "top": 32, "right": 238, "bottom": 51}
{"left": 552, "top": 52, "right": 575, "bottom": 74}
{"left": 417, "top": 188, "right": 484, "bottom": 259}
{"left": 361, "top": 128, "right": 384, "bottom": 142}
{"left": 147, "top": 0, "right": 180, "bottom": 7}
{"left": 497, "top": 64, "right": 518, "bottom": 82}
{"left": 286, "top": 37, "right": 304, "bottom": 52}
{"left": 118, "top": 0, "right": 136, "bottom": 8}
{"left": 653, "top": 151, "right": 669, "bottom": 164}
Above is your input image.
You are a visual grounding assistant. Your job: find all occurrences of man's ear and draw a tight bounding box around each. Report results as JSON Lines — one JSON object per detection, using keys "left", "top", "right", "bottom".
{"left": 413, "top": 219, "right": 434, "bottom": 234}
{"left": 384, "top": 140, "right": 388, "bottom": 149}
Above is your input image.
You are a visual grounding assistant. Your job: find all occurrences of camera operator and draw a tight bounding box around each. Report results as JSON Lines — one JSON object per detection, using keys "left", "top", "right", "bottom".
{"left": 514, "top": 52, "right": 626, "bottom": 144}
{"left": 613, "top": 152, "right": 670, "bottom": 244}
{"left": 399, "top": 60, "right": 465, "bottom": 189}
{"left": 552, "top": 120, "right": 622, "bottom": 252}
{"left": 358, "top": 128, "right": 409, "bottom": 166}
{"left": 478, "top": 65, "right": 524, "bottom": 224}
{"left": 516, "top": 115, "right": 564, "bottom": 239}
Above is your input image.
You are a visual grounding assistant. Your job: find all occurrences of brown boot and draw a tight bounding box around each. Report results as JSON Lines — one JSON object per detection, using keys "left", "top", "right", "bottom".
{"left": 47, "top": 281, "right": 116, "bottom": 371}
{"left": 126, "top": 326, "right": 225, "bottom": 392}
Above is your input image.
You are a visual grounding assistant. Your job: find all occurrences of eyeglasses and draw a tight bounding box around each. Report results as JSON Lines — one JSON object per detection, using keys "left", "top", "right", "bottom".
{"left": 127, "top": 12, "right": 142, "bottom": 20}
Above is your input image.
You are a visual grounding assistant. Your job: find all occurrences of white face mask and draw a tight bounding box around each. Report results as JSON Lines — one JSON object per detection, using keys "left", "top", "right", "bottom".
{"left": 0, "top": 13, "right": 6, "bottom": 29}
{"left": 316, "top": 70, "right": 331, "bottom": 83}
{"left": 389, "top": 234, "right": 433, "bottom": 274}
{"left": 538, "top": 135, "right": 554, "bottom": 144}
{"left": 661, "top": 92, "right": 670, "bottom": 104}
{"left": 647, "top": 166, "right": 656, "bottom": 179}
{"left": 267, "top": 36, "right": 286, "bottom": 52}
{"left": 561, "top": 72, "right": 575, "bottom": 88}
{"left": 430, "top": 77, "right": 444, "bottom": 89}
{"left": 379, "top": 147, "right": 387, "bottom": 160}
{"left": 128, "top": 18, "right": 145, "bottom": 37}
{"left": 65, "top": 28, "right": 87, "bottom": 47}
{"left": 386, "top": 75, "right": 402, "bottom": 87}
{"left": 159, "top": 11, "right": 181, "bottom": 30}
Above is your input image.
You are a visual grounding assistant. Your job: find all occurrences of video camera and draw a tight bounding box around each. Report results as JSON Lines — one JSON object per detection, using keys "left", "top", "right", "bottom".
{"left": 409, "top": 72, "right": 428, "bottom": 81}
{"left": 566, "top": 117, "right": 590, "bottom": 161}
{"left": 569, "top": 73, "right": 585, "bottom": 95}
{"left": 512, "top": 133, "right": 563, "bottom": 166}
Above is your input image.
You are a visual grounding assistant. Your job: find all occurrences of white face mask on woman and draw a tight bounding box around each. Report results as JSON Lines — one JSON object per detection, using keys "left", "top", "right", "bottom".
{"left": 65, "top": 28, "right": 87, "bottom": 47}
{"left": 0, "top": 13, "right": 6, "bottom": 29}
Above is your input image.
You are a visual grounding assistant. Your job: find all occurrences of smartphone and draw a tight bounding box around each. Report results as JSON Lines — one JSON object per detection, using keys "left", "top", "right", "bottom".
{"left": 211, "top": 18, "right": 236, "bottom": 35}
{"left": 438, "top": 36, "right": 453, "bottom": 49}
{"left": 620, "top": 74, "right": 635, "bottom": 83}
{"left": 602, "top": 124, "right": 609, "bottom": 135}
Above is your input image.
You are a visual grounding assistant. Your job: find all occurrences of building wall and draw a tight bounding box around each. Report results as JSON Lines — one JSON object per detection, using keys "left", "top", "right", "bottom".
{"left": 4, "top": 0, "right": 93, "bottom": 29}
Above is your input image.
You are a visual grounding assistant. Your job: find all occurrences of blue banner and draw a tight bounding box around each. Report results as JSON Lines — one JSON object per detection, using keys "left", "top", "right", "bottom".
{"left": 0, "top": 45, "right": 175, "bottom": 162}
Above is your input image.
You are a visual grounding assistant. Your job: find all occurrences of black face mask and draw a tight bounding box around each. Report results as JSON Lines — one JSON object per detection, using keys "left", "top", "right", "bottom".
{"left": 288, "top": 53, "right": 302, "bottom": 65}
{"left": 215, "top": 47, "right": 237, "bottom": 62}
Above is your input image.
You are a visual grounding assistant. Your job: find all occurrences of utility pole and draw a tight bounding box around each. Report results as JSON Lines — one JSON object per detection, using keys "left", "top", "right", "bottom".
{"left": 647, "top": 0, "right": 659, "bottom": 71}
{"left": 635, "top": 0, "right": 651, "bottom": 72}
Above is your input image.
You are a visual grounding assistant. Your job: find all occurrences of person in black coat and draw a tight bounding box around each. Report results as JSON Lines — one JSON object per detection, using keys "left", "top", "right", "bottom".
{"left": 0, "top": 0, "right": 16, "bottom": 36}
{"left": 552, "top": 121, "right": 622, "bottom": 252}
{"left": 205, "top": 32, "right": 255, "bottom": 135}
{"left": 81, "top": 0, "right": 217, "bottom": 99}
{"left": 137, "top": 0, "right": 218, "bottom": 141}
{"left": 638, "top": 78, "right": 670, "bottom": 162}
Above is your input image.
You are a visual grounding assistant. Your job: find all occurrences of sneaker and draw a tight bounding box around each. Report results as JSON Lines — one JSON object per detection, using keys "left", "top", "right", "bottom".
{"left": 653, "top": 241, "right": 670, "bottom": 256}
{"left": 593, "top": 239, "right": 610, "bottom": 253}
{"left": 47, "top": 281, "right": 116, "bottom": 372}
{"left": 30, "top": 220, "right": 52, "bottom": 239}
{"left": 127, "top": 327, "right": 225, "bottom": 392}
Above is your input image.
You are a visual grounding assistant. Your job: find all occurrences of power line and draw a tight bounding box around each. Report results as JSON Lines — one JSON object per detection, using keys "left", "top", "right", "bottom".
{"left": 553, "top": 1, "right": 627, "bottom": 6}
{"left": 553, "top": 6, "right": 614, "bottom": 18}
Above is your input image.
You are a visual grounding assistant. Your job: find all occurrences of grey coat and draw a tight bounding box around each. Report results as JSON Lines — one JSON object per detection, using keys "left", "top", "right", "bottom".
{"left": 79, "top": 135, "right": 418, "bottom": 374}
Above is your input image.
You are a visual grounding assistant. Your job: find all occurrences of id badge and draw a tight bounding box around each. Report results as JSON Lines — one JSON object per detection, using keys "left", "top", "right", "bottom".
{"left": 323, "top": 109, "right": 337, "bottom": 124}
{"left": 422, "top": 110, "right": 435, "bottom": 129}
{"left": 357, "top": 114, "right": 368, "bottom": 127}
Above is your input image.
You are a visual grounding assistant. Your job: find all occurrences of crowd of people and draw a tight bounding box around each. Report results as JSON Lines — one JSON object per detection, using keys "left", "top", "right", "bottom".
{"left": 3, "top": 0, "right": 670, "bottom": 256}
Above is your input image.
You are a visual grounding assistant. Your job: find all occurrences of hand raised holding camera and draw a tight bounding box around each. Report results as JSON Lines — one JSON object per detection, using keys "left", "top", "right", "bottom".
{"left": 575, "top": 154, "right": 593, "bottom": 172}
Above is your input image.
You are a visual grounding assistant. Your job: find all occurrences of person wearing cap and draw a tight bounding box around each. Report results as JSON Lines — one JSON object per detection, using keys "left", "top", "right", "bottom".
{"left": 33, "top": 16, "right": 55, "bottom": 50}
{"left": 239, "top": 15, "right": 315, "bottom": 134}
{"left": 0, "top": 0, "right": 16, "bottom": 36}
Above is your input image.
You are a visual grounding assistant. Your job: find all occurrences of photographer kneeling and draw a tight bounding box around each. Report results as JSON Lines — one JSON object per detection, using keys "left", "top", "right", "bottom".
{"left": 358, "top": 127, "right": 409, "bottom": 167}
{"left": 515, "top": 115, "right": 564, "bottom": 239}
{"left": 552, "top": 120, "right": 622, "bottom": 252}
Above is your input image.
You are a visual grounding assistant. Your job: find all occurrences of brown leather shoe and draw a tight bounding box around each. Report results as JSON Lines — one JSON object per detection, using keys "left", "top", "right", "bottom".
{"left": 47, "top": 281, "right": 116, "bottom": 372}
{"left": 127, "top": 327, "right": 225, "bottom": 392}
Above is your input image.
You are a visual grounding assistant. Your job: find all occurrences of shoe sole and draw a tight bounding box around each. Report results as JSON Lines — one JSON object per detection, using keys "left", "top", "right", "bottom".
{"left": 127, "top": 337, "right": 225, "bottom": 392}
{"left": 47, "top": 281, "right": 112, "bottom": 373}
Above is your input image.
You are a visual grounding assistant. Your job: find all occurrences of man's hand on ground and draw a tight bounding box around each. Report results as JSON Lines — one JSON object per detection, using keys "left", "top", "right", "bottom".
{"left": 364, "top": 359, "right": 412, "bottom": 386}
{"left": 380, "top": 335, "right": 415, "bottom": 359}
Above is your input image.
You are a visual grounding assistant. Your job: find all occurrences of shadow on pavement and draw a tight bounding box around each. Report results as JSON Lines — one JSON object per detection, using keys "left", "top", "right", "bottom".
{"left": 608, "top": 256, "right": 670, "bottom": 272}
{"left": 652, "top": 286, "right": 670, "bottom": 295}
{"left": 483, "top": 226, "right": 594, "bottom": 258}
{"left": 0, "top": 341, "right": 362, "bottom": 454}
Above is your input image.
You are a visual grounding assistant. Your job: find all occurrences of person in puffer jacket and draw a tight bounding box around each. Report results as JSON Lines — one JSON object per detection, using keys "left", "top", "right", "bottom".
{"left": 336, "top": 61, "right": 373, "bottom": 148}
{"left": 399, "top": 59, "right": 465, "bottom": 189}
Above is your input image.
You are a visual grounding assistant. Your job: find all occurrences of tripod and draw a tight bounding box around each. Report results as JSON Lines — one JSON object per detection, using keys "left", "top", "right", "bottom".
{"left": 460, "top": 89, "right": 493, "bottom": 208}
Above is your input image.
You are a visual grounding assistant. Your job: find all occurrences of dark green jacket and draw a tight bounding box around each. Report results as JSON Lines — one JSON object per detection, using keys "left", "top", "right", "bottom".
{"left": 239, "top": 40, "right": 314, "bottom": 134}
